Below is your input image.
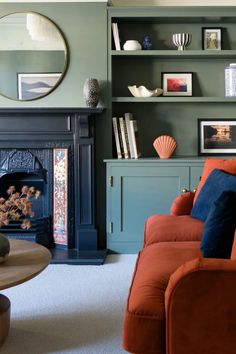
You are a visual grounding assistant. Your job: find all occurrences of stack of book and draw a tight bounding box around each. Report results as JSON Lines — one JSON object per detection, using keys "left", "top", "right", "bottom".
{"left": 112, "top": 113, "right": 141, "bottom": 159}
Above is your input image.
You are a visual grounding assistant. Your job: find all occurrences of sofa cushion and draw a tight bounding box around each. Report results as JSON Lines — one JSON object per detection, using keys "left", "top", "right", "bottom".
{"left": 194, "top": 158, "right": 236, "bottom": 203}
{"left": 230, "top": 230, "right": 236, "bottom": 260}
{"left": 170, "top": 191, "right": 195, "bottom": 216}
{"left": 191, "top": 169, "right": 236, "bottom": 222}
{"left": 144, "top": 214, "right": 204, "bottom": 247}
{"left": 123, "top": 241, "right": 201, "bottom": 354}
{"left": 201, "top": 190, "right": 236, "bottom": 258}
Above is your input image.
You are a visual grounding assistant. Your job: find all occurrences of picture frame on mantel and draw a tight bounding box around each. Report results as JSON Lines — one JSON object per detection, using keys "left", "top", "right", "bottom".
{"left": 162, "top": 72, "right": 192, "bottom": 96}
{"left": 202, "top": 27, "right": 222, "bottom": 50}
{"left": 198, "top": 119, "right": 236, "bottom": 155}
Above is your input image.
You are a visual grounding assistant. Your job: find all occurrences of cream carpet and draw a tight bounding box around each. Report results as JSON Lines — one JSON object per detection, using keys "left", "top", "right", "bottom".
{"left": 1, "top": 254, "right": 137, "bottom": 354}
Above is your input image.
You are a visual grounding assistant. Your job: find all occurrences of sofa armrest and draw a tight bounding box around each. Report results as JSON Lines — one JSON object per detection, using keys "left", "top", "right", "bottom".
{"left": 170, "top": 191, "right": 195, "bottom": 216}
{"left": 165, "top": 257, "right": 236, "bottom": 354}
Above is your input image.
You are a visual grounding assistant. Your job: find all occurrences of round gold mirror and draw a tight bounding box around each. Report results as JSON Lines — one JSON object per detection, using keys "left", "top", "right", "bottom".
{"left": 0, "top": 12, "right": 68, "bottom": 101}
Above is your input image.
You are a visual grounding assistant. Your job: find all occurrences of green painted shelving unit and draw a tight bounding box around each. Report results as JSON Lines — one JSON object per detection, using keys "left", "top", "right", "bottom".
{"left": 106, "top": 6, "right": 236, "bottom": 253}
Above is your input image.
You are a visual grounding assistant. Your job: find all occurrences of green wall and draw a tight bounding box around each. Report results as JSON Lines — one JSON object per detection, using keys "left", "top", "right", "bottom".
{"left": 0, "top": 2, "right": 109, "bottom": 249}
{"left": 0, "top": 2, "right": 107, "bottom": 107}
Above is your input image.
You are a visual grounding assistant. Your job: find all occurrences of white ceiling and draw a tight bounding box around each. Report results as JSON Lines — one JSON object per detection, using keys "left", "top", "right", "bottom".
{"left": 0, "top": 0, "right": 235, "bottom": 4}
{"left": 110, "top": 0, "right": 236, "bottom": 5}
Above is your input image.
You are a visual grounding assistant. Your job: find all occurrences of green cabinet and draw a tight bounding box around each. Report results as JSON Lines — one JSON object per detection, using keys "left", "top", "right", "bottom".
{"left": 105, "top": 158, "right": 204, "bottom": 253}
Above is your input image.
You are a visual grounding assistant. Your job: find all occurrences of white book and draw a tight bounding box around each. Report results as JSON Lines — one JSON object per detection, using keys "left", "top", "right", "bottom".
{"left": 112, "top": 117, "right": 122, "bottom": 159}
{"left": 112, "top": 23, "right": 121, "bottom": 51}
{"left": 119, "top": 117, "right": 129, "bottom": 159}
{"left": 130, "top": 120, "right": 141, "bottom": 159}
{"left": 124, "top": 112, "right": 135, "bottom": 158}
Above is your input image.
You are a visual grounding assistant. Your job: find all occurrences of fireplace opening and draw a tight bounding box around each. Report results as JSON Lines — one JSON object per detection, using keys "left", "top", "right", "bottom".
{"left": 0, "top": 150, "right": 53, "bottom": 248}
{"left": 0, "top": 172, "right": 52, "bottom": 248}
{"left": 0, "top": 172, "right": 46, "bottom": 218}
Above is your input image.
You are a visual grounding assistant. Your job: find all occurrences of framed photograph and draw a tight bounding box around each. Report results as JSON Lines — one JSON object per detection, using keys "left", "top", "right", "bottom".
{"left": 162, "top": 72, "right": 192, "bottom": 96}
{"left": 202, "top": 27, "right": 222, "bottom": 50}
{"left": 198, "top": 119, "right": 236, "bottom": 155}
{"left": 17, "top": 73, "right": 61, "bottom": 100}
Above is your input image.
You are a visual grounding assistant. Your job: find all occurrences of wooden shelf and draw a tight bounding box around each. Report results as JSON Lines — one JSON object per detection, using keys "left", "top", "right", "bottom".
{"left": 111, "top": 50, "right": 236, "bottom": 59}
{"left": 112, "top": 97, "right": 236, "bottom": 103}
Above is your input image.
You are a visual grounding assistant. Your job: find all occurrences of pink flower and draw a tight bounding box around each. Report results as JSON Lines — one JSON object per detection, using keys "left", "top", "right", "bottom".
{"left": 7, "top": 185, "right": 16, "bottom": 195}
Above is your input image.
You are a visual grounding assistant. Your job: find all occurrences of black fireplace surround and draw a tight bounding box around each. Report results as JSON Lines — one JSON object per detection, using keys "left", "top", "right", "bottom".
{"left": 0, "top": 108, "right": 105, "bottom": 264}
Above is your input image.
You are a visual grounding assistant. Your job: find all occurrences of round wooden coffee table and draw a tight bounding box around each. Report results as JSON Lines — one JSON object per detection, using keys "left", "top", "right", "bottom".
{"left": 0, "top": 239, "right": 51, "bottom": 345}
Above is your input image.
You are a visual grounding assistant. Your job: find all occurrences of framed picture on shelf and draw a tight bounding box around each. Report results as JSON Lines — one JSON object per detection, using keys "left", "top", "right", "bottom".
{"left": 162, "top": 72, "right": 192, "bottom": 96}
{"left": 202, "top": 27, "right": 222, "bottom": 50}
{"left": 198, "top": 119, "right": 236, "bottom": 155}
{"left": 17, "top": 73, "right": 61, "bottom": 100}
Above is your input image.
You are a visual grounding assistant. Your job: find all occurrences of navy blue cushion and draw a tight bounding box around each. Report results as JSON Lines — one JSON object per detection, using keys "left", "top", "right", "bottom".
{"left": 201, "top": 190, "right": 236, "bottom": 258}
{"left": 191, "top": 169, "right": 236, "bottom": 221}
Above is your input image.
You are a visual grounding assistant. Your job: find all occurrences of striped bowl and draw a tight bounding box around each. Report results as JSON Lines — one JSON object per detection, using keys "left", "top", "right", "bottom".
{"left": 172, "top": 33, "right": 192, "bottom": 51}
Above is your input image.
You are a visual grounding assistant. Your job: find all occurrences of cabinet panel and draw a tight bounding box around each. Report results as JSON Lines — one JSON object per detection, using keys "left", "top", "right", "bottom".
{"left": 106, "top": 164, "right": 189, "bottom": 253}
{"left": 190, "top": 166, "right": 203, "bottom": 191}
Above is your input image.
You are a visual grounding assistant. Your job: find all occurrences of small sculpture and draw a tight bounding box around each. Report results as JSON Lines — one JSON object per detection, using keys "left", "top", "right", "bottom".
{"left": 142, "top": 36, "right": 152, "bottom": 50}
{"left": 172, "top": 33, "right": 192, "bottom": 51}
{"left": 128, "top": 85, "right": 163, "bottom": 97}
{"left": 153, "top": 135, "right": 177, "bottom": 159}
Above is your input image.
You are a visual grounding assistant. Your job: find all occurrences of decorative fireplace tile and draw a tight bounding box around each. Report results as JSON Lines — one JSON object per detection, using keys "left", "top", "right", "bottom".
{"left": 53, "top": 148, "right": 68, "bottom": 245}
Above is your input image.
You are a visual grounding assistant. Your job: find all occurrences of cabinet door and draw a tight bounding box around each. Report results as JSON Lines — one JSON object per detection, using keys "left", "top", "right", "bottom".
{"left": 107, "top": 165, "right": 189, "bottom": 253}
{"left": 190, "top": 165, "right": 204, "bottom": 192}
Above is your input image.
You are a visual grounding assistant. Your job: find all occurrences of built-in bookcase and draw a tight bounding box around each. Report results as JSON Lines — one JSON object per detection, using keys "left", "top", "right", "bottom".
{"left": 106, "top": 6, "right": 236, "bottom": 253}
{"left": 108, "top": 6, "right": 236, "bottom": 157}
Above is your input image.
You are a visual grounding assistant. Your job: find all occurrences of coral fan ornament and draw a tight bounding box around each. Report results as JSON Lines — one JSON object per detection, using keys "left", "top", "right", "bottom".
{"left": 153, "top": 135, "right": 177, "bottom": 159}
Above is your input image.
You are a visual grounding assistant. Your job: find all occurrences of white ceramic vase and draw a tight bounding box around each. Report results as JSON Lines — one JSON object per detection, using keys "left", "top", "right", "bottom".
{"left": 123, "top": 40, "right": 142, "bottom": 51}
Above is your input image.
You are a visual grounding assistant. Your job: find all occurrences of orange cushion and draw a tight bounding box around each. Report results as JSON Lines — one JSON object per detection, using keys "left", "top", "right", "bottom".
{"left": 144, "top": 214, "right": 204, "bottom": 247}
{"left": 170, "top": 191, "right": 195, "bottom": 216}
{"left": 123, "top": 241, "right": 201, "bottom": 354}
{"left": 231, "top": 230, "right": 236, "bottom": 260}
{"left": 194, "top": 158, "right": 236, "bottom": 203}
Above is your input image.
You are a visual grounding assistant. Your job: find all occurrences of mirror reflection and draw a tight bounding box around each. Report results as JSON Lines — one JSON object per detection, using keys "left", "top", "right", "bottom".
{"left": 0, "top": 12, "right": 68, "bottom": 101}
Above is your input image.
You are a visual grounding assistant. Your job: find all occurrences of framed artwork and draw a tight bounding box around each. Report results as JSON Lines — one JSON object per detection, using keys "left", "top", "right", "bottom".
{"left": 202, "top": 27, "right": 222, "bottom": 50}
{"left": 162, "top": 72, "right": 192, "bottom": 96}
{"left": 198, "top": 119, "right": 236, "bottom": 155}
{"left": 17, "top": 73, "right": 61, "bottom": 100}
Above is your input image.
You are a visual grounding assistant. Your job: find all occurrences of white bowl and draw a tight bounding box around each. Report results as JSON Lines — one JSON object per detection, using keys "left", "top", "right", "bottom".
{"left": 128, "top": 85, "right": 163, "bottom": 97}
{"left": 123, "top": 40, "right": 142, "bottom": 50}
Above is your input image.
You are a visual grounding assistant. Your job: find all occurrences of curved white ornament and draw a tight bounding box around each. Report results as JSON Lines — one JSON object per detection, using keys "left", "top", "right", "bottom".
{"left": 128, "top": 85, "right": 163, "bottom": 97}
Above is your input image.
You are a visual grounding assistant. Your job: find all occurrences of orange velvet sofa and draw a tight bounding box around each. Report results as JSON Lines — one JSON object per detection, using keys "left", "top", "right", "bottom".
{"left": 122, "top": 158, "right": 236, "bottom": 354}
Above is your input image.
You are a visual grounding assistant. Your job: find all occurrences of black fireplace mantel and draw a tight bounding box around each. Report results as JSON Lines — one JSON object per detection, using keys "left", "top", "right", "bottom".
{"left": 0, "top": 108, "right": 106, "bottom": 265}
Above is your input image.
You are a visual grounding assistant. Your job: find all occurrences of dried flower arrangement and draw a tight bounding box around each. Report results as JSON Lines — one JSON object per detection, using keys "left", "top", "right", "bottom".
{"left": 0, "top": 185, "right": 41, "bottom": 229}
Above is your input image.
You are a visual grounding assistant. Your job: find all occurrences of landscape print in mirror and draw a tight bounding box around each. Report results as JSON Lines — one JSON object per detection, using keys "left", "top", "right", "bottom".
{"left": 202, "top": 28, "right": 222, "bottom": 50}
{"left": 18, "top": 73, "right": 61, "bottom": 100}
{"left": 198, "top": 119, "right": 236, "bottom": 155}
{"left": 162, "top": 72, "right": 192, "bottom": 96}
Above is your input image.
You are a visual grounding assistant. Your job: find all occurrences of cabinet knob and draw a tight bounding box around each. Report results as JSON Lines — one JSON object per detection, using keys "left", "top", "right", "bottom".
{"left": 193, "top": 188, "right": 197, "bottom": 193}
{"left": 182, "top": 188, "right": 188, "bottom": 193}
